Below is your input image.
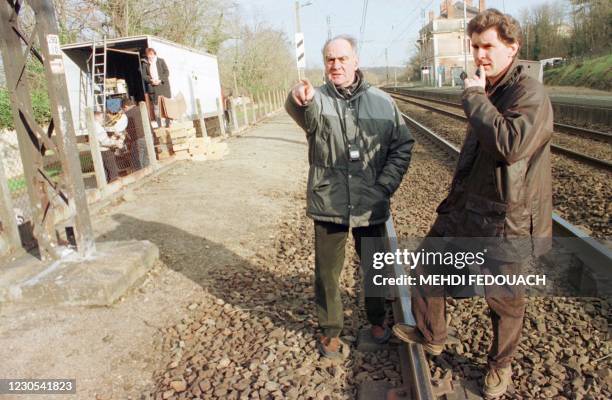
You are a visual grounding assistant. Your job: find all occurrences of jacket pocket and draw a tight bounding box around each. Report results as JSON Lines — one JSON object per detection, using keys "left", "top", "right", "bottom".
{"left": 360, "top": 184, "right": 390, "bottom": 221}
{"left": 463, "top": 194, "right": 507, "bottom": 237}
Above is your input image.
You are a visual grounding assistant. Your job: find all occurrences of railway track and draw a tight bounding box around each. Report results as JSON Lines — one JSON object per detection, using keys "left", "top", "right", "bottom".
{"left": 388, "top": 89, "right": 612, "bottom": 143}
{"left": 387, "top": 91, "right": 612, "bottom": 172}
{"left": 387, "top": 87, "right": 612, "bottom": 134}
{"left": 384, "top": 111, "right": 612, "bottom": 400}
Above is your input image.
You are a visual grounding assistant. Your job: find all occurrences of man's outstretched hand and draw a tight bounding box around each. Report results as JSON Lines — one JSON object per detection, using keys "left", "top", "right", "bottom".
{"left": 291, "top": 79, "right": 314, "bottom": 106}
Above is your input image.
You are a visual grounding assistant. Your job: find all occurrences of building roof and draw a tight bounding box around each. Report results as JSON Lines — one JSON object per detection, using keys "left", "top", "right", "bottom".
{"left": 61, "top": 35, "right": 216, "bottom": 59}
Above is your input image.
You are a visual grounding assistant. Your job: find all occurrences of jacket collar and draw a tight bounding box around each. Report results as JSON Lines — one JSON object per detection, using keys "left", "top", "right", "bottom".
{"left": 326, "top": 69, "right": 370, "bottom": 100}
{"left": 486, "top": 57, "right": 522, "bottom": 97}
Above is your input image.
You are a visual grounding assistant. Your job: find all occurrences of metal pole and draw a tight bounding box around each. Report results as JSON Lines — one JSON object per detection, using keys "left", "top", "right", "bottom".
{"left": 295, "top": 1, "right": 302, "bottom": 80}
{"left": 385, "top": 48, "right": 389, "bottom": 85}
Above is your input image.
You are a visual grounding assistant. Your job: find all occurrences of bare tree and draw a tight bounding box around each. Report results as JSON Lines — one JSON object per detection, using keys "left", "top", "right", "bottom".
{"left": 218, "top": 22, "right": 294, "bottom": 96}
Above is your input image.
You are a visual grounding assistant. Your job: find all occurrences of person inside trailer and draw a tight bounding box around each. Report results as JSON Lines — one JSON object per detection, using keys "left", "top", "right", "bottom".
{"left": 142, "top": 47, "right": 172, "bottom": 128}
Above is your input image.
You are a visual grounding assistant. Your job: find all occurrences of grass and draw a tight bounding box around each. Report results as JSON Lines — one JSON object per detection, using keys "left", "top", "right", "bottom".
{"left": 544, "top": 54, "right": 612, "bottom": 91}
{"left": 8, "top": 166, "right": 62, "bottom": 194}
{"left": 7, "top": 154, "right": 93, "bottom": 194}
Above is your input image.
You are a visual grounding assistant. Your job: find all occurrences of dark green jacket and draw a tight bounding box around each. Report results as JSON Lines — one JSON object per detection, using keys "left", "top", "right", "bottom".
{"left": 285, "top": 73, "right": 414, "bottom": 227}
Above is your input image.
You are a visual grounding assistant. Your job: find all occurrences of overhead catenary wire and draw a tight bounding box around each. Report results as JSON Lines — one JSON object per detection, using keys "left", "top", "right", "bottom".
{"left": 369, "top": 0, "right": 434, "bottom": 66}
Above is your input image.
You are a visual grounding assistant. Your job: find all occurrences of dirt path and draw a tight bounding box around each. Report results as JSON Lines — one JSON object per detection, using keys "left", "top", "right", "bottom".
{"left": 0, "top": 114, "right": 319, "bottom": 399}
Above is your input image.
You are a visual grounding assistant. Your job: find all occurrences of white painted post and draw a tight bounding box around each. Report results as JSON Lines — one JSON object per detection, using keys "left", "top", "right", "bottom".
{"left": 231, "top": 99, "right": 239, "bottom": 133}
{"left": 85, "top": 107, "right": 108, "bottom": 190}
{"left": 267, "top": 91, "right": 273, "bottom": 114}
{"left": 242, "top": 96, "right": 249, "bottom": 127}
{"left": 195, "top": 98, "right": 208, "bottom": 137}
{"left": 139, "top": 102, "right": 158, "bottom": 169}
{"left": 250, "top": 92, "right": 257, "bottom": 124}
{"left": 216, "top": 97, "right": 227, "bottom": 137}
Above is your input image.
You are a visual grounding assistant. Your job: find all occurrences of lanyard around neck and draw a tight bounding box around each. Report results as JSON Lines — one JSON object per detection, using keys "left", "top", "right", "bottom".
{"left": 332, "top": 95, "right": 361, "bottom": 147}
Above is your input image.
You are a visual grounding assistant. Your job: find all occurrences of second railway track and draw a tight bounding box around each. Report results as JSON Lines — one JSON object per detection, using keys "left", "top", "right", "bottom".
{"left": 389, "top": 92, "right": 612, "bottom": 239}
{"left": 387, "top": 90, "right": 612, "bottom": 172}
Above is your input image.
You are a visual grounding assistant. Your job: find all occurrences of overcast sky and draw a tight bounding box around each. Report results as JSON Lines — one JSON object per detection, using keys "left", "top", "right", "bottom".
{"left": 236, "top": 0, "right": 562, "bottom": 68}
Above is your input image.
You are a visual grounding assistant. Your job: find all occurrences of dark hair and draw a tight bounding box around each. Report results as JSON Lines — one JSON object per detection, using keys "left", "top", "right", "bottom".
{"left": 467, "top": 9, "right": 522, "bottom": 47}
{"left": 145, "top": 47, "right": 157, "bottom": 55}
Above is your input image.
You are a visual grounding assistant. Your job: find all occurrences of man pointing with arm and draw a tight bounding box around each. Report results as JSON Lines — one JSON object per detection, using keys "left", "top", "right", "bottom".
{"left": 285, "top": 35, "right": 414, "bottom": 359}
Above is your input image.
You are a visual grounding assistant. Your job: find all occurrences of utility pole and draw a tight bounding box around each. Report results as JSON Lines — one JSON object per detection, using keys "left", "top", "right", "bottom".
{"left": 294, "top": 1, "right": 312, "bottom": 80}
{"left": 385, "top": 48, "right": 389, "bottom": 85}
{"left": 463, "top": 0, "right": 468, "bottom": 73}
{"left": 327, "top": 15, "right": 332, "bottom": 40}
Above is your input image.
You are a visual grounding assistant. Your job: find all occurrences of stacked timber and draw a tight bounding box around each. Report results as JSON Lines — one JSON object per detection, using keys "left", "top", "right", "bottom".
{"left": 153, "top": 121, "right": 197, "bottom": 160}
{"left": 153, "top": 121, "right": 228, "bottom": 161}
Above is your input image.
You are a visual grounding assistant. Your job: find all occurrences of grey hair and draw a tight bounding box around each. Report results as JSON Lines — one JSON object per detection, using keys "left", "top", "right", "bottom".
{"left": 321, "top": 34, "right": 358, "bottom": 59}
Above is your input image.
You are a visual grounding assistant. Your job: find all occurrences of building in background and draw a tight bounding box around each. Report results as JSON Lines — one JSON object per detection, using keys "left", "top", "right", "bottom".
{"left": 417, "top": 0, "right": 485, "bottom": 86}
{"left": 62, "top": 36, "right": 221, "bottom": 133}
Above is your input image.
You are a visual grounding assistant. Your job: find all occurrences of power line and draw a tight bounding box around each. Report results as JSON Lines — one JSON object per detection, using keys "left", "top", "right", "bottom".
{"left": 369, "top": 0, "right": 434, "bottom": 65}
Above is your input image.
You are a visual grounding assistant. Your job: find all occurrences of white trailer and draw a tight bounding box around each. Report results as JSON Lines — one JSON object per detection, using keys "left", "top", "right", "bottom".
{"left": 61, "top": 35, "right": 222, "bottom": 132}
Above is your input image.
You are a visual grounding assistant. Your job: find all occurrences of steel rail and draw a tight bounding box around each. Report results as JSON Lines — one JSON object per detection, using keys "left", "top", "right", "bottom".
{"left": 390, "top": 93, "right": 612, "bottom": 172}
{"left": 400, "top": 111, "right": 612, "bottom": 299}
{"left": 388, "top": 89, "right": 612, "bottom": 143}
{"left": 384, "top": 216, "right": 436, "bottom": 400}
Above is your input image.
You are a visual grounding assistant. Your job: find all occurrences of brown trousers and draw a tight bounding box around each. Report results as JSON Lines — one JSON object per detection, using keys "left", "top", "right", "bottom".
{"left": 412, "top": 258, "right": 526, "bottom": 369}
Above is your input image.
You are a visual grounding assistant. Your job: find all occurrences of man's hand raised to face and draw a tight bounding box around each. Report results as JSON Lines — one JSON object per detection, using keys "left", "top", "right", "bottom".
{"left": 464, "top": 65, "right": 486, "bottom": 89}
{"left": 291, "top": 79, "right": 315, "bottom": 106}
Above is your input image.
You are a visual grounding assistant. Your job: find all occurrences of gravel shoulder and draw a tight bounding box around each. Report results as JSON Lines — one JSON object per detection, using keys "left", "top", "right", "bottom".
{"left": 0, "top": 114, "right": 316, "bottom": 399}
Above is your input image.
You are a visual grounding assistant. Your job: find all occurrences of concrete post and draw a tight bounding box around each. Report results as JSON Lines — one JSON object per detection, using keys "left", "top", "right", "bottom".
{"left": 230, "top": 99, "right": 239, "bottom": 133}
{"left": 0, "top": 154, "right": 21, "bottom": 256}
{"left": 139, "top": 102, "right": 158, "bottom": 169}
{"left": 274, "top": 90, "right": 279, "bottom": 110}
{"left": 85, "top": 107, "right": 108, "bottom": 191}
{"left": 250, "top": 93, "right": 257, "bottom": 124}
{"left": 242, "top": 96, "right": 249, "bottom": 127}
{"left": 267, "top": 91, "right": 273, "bottom": 114}
{"left": 216, "top": 97, "right": 227, "bottom": 137}
{"left": 195, "top": 98, "right": 208, "bottom": 137}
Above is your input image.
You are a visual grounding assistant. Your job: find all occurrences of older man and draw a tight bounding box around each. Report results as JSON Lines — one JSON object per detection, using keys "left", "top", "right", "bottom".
{"left": 393, "top": 9, "right": 553, "bottom": 398}
{"left": 285, "top": 35, "right": 414, "bottom": 358}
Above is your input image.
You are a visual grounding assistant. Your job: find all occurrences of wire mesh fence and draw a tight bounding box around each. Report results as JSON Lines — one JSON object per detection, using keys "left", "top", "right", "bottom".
{"left": 0, "top": 131, "right": 32, "bottom": 224}
{"left": 1, "top": 89, "right": 287, "bottom": 254}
